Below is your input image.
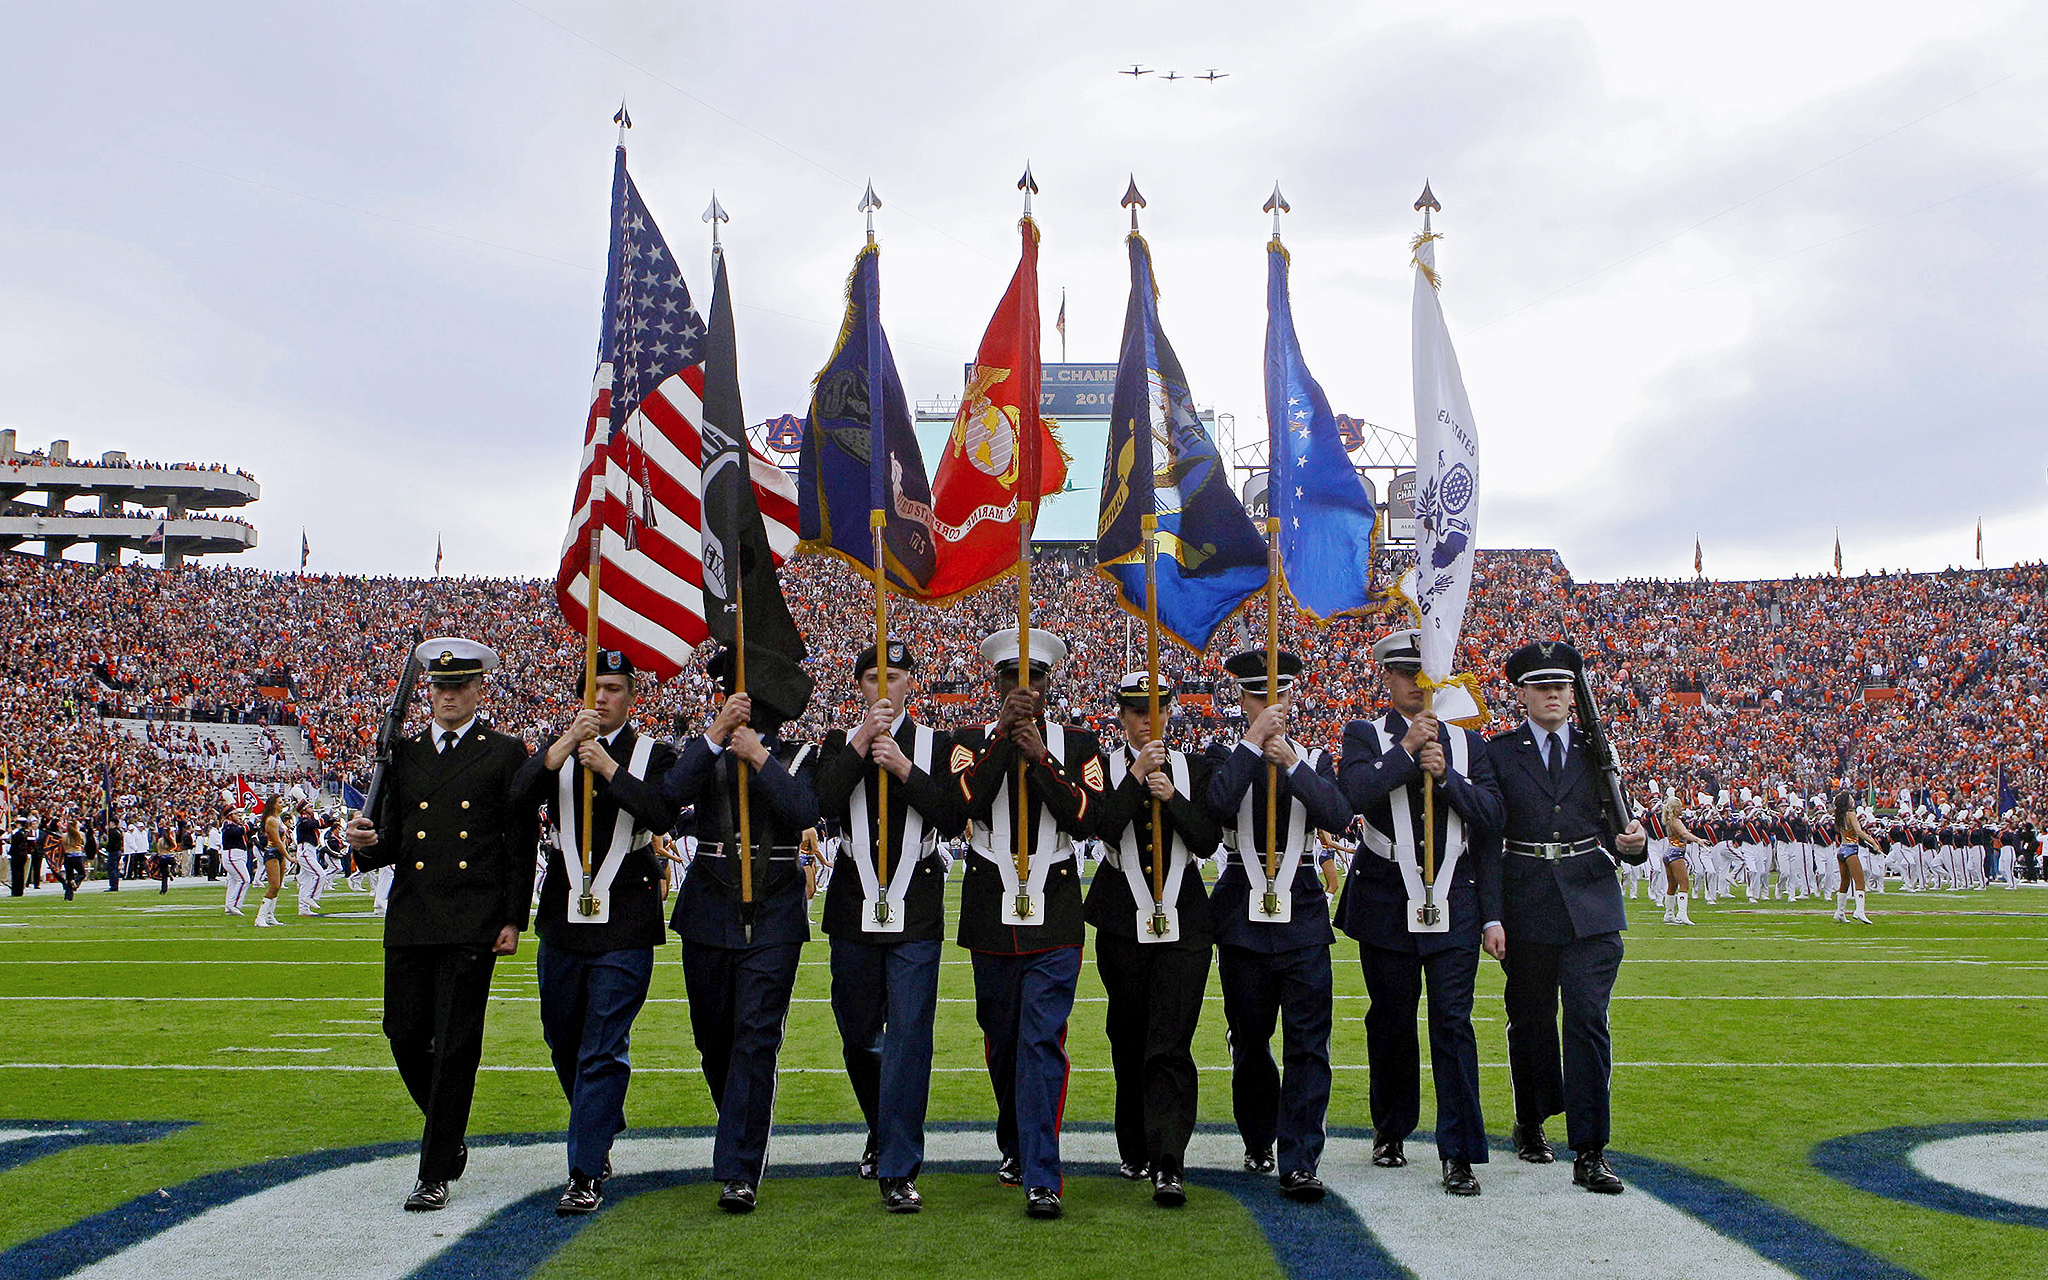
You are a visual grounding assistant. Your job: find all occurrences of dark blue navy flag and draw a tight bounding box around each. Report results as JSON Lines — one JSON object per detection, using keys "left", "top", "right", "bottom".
{"left": 797, "top": 244, "right": 936, "bottom": 597}
{"left": 1265, "top": 239, "right": 1377, "bottom": 619}
{"left": 1096, "top": 233, "right": 1268, "bottom": 651}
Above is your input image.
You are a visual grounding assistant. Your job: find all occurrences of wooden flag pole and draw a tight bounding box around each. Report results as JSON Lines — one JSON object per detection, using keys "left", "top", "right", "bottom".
{"left": 734, "top": 572, "right": 754, "bottom": 942}
{"left": 1142, "top": 513, "right": 1168, "bottom": 936}
{"left": 871, "top": 508, "right": 892, "bottom": 924}
{"left": 1013, "top": 498, "right": 1034, "bottom": 920}
{"left": 577, "top": 526, "right": 602, "bottom": 917}
{"left": 1262, "top": 516, "right": 1282, "bottom": 918}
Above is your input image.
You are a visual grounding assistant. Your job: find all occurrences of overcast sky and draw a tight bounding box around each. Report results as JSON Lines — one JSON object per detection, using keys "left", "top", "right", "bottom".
{"left": 3, "top": 0, "right": 2044, "bottom": 583}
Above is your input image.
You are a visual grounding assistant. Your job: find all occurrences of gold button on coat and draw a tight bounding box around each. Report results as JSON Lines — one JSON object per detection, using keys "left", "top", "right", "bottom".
{"left": 414, "top": 861, "right": 424, "bottom": 869}
{"left": 416, "top": 831, "right": 426, "bottom": 839}
{"left": 418, "top": 801, "right": 428, "bottom": 810}
{"left": 461, "top": 800, "right": 470, "bottom": 809}
{"left": 458, "top": 861, "right": 468, "bottom": 869}
{"left": 459, "top": 831, "right": 468, "bottom": 839}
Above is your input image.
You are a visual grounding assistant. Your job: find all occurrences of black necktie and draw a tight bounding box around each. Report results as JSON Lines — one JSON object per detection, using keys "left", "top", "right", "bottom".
{"left": 1545, "top": 732, "right": 1562, "bottom": 785}
{"left": 439, "top": 730, "right": 456, "bottom": 754}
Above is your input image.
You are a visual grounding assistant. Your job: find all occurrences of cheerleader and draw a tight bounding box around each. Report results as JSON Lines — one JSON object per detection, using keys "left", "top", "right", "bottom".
{"left": 254, "top": 795, "right": 290, "bottom": 928}
{"left": 1830, "top": 792, "right": 1875, "bottom": 924}
{"left": 1659, "top": 796, "right": 1701, "bottom": 925}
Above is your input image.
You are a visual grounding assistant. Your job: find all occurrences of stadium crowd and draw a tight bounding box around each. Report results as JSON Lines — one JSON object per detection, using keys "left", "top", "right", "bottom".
{"left": 3, "top": 545, "right": 2042, "bottom": 860}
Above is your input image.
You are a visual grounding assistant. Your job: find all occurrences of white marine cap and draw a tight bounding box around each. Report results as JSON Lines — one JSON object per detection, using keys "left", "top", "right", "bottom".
{"left": 414, "top": 636, "right": 500, "bottom": 683}
{"left": 980, "top": 627, "right": 1067, "bottom": 673}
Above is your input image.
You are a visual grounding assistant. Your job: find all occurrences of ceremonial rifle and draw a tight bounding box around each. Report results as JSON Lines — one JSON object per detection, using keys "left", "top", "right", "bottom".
{"left": 1571, "top": 666, "right": 1647, "bottom": 865}
{"left": 360, "top": 628, "right": 424, "bottom": 832}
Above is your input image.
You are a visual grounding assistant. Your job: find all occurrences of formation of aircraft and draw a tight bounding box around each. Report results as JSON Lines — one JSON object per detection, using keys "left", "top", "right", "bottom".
{"left": 1118, "top": 66, "right": 1229, "bottom": 81}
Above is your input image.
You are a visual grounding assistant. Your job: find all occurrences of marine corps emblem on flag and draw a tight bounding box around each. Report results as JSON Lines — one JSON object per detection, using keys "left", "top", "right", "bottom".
{"left": 955, "top": 364, "right": 1021, "bottom": 486}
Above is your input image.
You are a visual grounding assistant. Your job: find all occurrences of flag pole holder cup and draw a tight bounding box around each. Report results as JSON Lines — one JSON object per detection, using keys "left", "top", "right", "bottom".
{"left": 874, "top": 900, "right": 892, "bottom": 926}
{"left": 1013, "top": 892, "right": 1035, "bottom": 920}
{"left": 1415, "top": 883, "right": 1441, "bottom": 928}
{"left": 1261, "top": 889, "right": 1282, "bottom": 918}
{"left": 578, "top": 892, "right": 600, "bottom": 918}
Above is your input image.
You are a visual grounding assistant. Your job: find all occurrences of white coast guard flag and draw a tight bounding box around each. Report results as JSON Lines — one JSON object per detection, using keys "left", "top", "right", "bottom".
{"left": 1409, "top": 232, "right": 1480, "bottom": 683}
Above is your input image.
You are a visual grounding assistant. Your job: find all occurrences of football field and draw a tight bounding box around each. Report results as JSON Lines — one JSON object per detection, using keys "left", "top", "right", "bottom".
{"left": 0, "top": 877, "right": 2042, "bottom": 1279}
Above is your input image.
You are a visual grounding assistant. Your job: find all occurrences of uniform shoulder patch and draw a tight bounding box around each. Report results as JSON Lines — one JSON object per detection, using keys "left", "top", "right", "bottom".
{"left": 1082, "top": 757, "right": 1106, "bottom": 791}
{"left": 949, "top": 743, "right": 975, "bottom": 775}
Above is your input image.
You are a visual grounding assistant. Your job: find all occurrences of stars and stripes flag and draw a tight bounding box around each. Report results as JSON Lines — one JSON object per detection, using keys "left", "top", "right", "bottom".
{"left": 145, "top": 519, "right": 166, "bottom": 551}
{"left": 1833, "top": 531, "right": 1842, "bottom": 576}
{"left": 300, "top": 530, "right": 309, "bottom": 572}
{"left": 434, "top": 535, "right": 442, "bottom": 576}
{"left": 555, "top": 141, "right": 798, "bottom": 680}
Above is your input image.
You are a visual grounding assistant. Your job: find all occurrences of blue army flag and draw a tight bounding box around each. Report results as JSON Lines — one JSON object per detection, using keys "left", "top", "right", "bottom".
{"left": 1264, "top": 237, "right": 1377, "bottom": 619}
{"left": 797, "top": 243, "right": 937, "bottom": 597}
{"left": 1096, "top": 232, "right": 1268, "bottom": 650}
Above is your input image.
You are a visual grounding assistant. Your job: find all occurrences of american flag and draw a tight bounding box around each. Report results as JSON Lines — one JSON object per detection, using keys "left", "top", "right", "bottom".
{"left": 556, "top": 144, "right": 797, "bottom": 679}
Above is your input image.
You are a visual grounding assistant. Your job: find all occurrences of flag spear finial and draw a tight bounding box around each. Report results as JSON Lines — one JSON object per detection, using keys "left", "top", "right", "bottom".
{"left": 1121, "top": 175, "right": 1146, "bottom": 231}
{"left": 1414, "top": 180, "right": 1440, "bottom": 233}
{"left": 1018, "top": 163, "right": 1038, "bottom": 217}
{"left": 702, "top": 191, "right": 728, "bottom": 253}
{"left": 613, "top": 101, "right": 631, "bottom": 147}
{"left": 859, "top": 180, "right": 881, "bottom": 245}
{"left": 1264, "top": 181, "right": 1290, "bottom": 239}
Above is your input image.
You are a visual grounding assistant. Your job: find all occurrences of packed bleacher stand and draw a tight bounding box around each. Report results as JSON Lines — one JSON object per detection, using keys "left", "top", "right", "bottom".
{"left": 2, "top": 546, "right": 2041, "bottom": 862}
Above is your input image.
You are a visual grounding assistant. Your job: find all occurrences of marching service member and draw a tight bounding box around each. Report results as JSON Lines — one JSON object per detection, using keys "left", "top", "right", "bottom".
{"left": 1479, "top": 640, "right": 1646, "bottom": 1195}
{"left": 1204, "top": 648, "right": 1351, "bottom": 1204}
{"left": 1087, "top": 670, "right": 1221, "bottom": 1208}
{"left": 662, "top": 648, "right": 819, "bottom": 1214}
{"left": 344, "top": 637, "right": 534, "bottom": 1212}
{"left": 1337, "top": 629, "right": 1504, "bottom": 1197}
{"left": 949, "top": 627, "right": 1104, "bottom": 1220}
{"left": 813, "top": 639, "right": 966, "bottom": 1214}
{"left": 513, "top": 649, "right": 676, "bottom": 1216}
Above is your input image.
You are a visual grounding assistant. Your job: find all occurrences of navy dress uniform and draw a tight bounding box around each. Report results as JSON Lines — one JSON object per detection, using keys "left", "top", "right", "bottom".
{"left": 949, "top": 627, "right": 1105, "bottom": 1219}
{"left": 1477, "top": 640, "right": 1639, "bottom": 1195}
{"left": 351, "top": 637, "right": 535, "bottom": 1211}
{"left": 1205, "top": 649, "right": 1353, "bottom": 1202}
{"left": 512, "top": 649, "right": 677, "bottom": 1214}
{"left": 1336, "top": 630, "right": 1504, "bottom": 1195}
{"left": 813, "top": 640, "right": 967, "bottom": 1213}
{"left": 662, "top": 647, "right": 820, "bottom": 1212}
{"left": 1086, "top": 671, "right": 1221, "bottom": 1206}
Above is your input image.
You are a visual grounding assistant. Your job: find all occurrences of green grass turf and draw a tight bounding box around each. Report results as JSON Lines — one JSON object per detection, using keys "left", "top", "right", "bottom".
{"left": 0, "top": 875, "right": 2043, "bottom": 1278}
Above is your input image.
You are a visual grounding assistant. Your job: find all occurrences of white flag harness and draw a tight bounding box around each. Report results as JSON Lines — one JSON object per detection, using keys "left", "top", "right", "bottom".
{"left": 1235, "top": 741, "right": 1323, "bottom": 925}
{"left": 557, "top": 733, "right": 657, "bottom": 926}
{"left": 847, "top": 720, "right": 937, "bottom": 934}
{"left": 1105, "top": 748, "right": 1193, "bottom": 944}
{"left": 1358, "top": 715, "right": 1468, "bottom": 934}
{"left": 974, "top": 722, "right": 1072, "bottom": 926}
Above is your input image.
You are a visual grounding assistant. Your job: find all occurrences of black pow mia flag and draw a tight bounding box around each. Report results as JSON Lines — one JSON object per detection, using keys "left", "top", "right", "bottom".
{"left": 700, "top": 248, "right": 813, "bottom": 724}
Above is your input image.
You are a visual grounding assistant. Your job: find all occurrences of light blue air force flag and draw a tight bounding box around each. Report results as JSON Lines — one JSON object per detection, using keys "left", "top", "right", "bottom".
{"left": 1409, "top": 231, "right": 1480, "bottom": 682}
{"left": 1264, "top": 239, "right": 1377, "bottom": 620}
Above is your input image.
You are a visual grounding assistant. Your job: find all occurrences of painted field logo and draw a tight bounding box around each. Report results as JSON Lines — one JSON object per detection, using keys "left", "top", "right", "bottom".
{"left": 1, "top": 1124, "right": 1925, "bottom": 1280}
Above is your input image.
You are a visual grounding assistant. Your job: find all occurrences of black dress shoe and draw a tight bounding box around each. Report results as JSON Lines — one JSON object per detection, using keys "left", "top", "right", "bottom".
{"left": 718, "top": 1180, "right": 757, "bottom": 1213}
{"left": 1511, "top": 1121, "right": 1555, "bottom": 1164}
{"left": 1372, "top": 1136, "right": 1408, "bottom": 1168}
{"left": 1151, "top": 1170, "right": 1186, "bottom": 1208}
{"left": 880, "top": 1177, "right": 923, "bottom": 1213}
{"left": 1025, "top": 1186, "right": 1063, "bottom": 1219}
{"left": 403, "top": 1180, "right": 449, "bottom": 1212}
{"left": 1278, "top": 1170, "right": 1326, "bottom": 1203}
{"left": 557, "top": 1173, "right": 603, "bottom": 1216}
{"left": 996, "top": 1154, "right": 1024, "bottom": 1186}
{"left": 858, "top": 1138, "right": 880, "bottom": 1180}
{"left": 1441, "top": 1159, "right": 1481, "bottom": 1196}
{"left": 1117, "top": 1160, "right": 1148, "bottom": 1181}
{"left": 1243, "top": 1147, "right": 1276, "bottom": 1174}
{"left": 1573, "top": 1149, "right": 1624, "bottom": 1194}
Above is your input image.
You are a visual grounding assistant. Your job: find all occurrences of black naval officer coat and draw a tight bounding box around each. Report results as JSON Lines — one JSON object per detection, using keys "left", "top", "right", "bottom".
{"left": 1085, "top": 744, "right": 1220, "bottom": 950}
{"left": 514, "top": 725, "right": 678, "bottom": 954}
{"left": 664, "top": 735, "right": 820, "bottom": 949}
{"left": 1475, "top": 722, "right": 1625, "bottom": 945}
{"left": 950, "top": 720, "right": 1104, "bottom": 954}
{"left": 1337, "top": 711, "right": 1504, "bottom": 956}
{"left": 1204, "top": 740, "right": 1352, "bottom": 953}
{"left": 814, "top": 718, "right": 966, "bottom": 943}
{"left": 360, "top": 720, "right": 536, "bottom": 949}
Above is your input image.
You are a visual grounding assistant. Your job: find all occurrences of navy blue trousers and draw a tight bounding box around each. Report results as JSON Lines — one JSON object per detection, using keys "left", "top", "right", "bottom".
{"left": 537, "top": 941, "right": 654, "bottom": 1180}
{"left": 1217, "top": 942, "right": 1332, "bottom": 1177}
{"left": 830, "top": 937, "right": 941, "bottom": 1180}
{"left": 1503, "top": 932, "right": 1623, "bottom": 1154}
{"left": 971, "top": 946, "right": 1080, "bottom": 1191}
{"left": 681, "top": 941, "right": 801, "bottom": 1183}
{"left": 383, "top": 944, "right": 495, "bottom": 1181}
{"left": 1359, "top": 942, "right": 1487, "bottom": 1162}
{"left": 1095, "top": 933, "right": 1210, "bottom": 1176}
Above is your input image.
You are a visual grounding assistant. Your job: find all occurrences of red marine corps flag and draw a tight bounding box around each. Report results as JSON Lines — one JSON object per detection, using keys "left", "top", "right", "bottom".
{"left": 921, "top": 206, "right": 1066, "bottom": 601}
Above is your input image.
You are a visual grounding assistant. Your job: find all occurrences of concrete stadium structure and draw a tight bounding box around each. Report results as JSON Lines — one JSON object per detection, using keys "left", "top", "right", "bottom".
{"left": 0, "top": 430, "right": 259, "bottom": 566}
